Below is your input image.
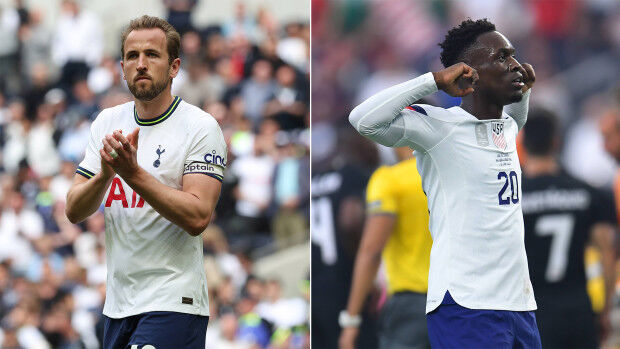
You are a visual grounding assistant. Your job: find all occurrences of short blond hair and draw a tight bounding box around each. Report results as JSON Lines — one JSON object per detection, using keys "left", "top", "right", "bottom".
{"left": 120, "top": 15, "right": 180, "bottom": 64}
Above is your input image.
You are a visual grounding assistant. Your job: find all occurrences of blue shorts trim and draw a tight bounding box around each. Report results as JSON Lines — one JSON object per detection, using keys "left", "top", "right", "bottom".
{"left": 427, "top": 292, "right": 541, "bottom": 349}
{"left": 103, "top": 311, "right": 209, "bottom": 349}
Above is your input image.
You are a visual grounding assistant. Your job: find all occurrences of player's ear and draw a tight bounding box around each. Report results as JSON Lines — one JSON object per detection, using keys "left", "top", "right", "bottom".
{"left": 169, "top": 57, "right": 181, "bottom": 78}
{"left": 120, "top": 60, "right": 126, "bottom": 81}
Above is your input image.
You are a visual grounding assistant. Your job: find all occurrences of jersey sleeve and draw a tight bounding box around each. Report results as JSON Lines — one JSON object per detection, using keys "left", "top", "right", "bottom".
{"left": 183, "top": 116, "right": 227, "bottom": 182}
{"left": 76, "top": 114, "right": 104, "bottom": 179}
{"left": 366, "top": 167, "right": 397, "bottom": 215}
{"left": 349, "top": 72, "right": 449, "bottom": 151}
{"left": 503, "top": 89, "right": 531, "bottom": 131}
{"left": 396, "top": 104, "right": 455, "bottom": 151}
{"left": 591, "top": 187, "right": 617, "bottom": 225}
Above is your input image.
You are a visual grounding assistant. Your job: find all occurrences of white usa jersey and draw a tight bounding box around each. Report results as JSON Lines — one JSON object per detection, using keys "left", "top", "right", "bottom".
{"left": 350, "top": 72, "right": 536, "bottom": 313}
{"left": 77, "top": 96, "right": 226, "bottom": 318}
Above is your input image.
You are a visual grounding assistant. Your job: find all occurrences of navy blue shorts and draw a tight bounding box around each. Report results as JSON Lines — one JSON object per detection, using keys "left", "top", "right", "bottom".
{"left": 427, "top": 292, "right": 541, "bottom": 349}
{"left": 103, "top": 311, "right": 209, "bottom": 349}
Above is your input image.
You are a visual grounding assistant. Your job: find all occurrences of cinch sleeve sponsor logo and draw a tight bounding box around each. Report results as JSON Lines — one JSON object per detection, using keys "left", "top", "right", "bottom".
{"left": 203, "top": 150, "right": 226, "bottom": 167}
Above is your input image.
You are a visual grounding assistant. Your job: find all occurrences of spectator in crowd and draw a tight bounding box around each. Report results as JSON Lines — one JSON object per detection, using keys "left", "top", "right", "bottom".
{"left": 229, "top": 121, "right": 277, "bottom": 237}
{"left": 265, "top": 64, "right": 308, "bottom": 130}
{"left": 22, "top": 63, "right": 53, "bottom": 120}
{"left": 256, "top": 278, "right": 307, "bottom": 329}
{"left": 0, "top": 3, "right": 20, "bottom": 92}
{"left": 223, "top": 2, "right": 259, "bottom": 43}
{"left": 176, "top": 57, "right": 221, "bottom": 107}
{"left": 240, "top": 59, "right": 277, "bottom": 128}
{"left": 164, "top": 0, "right": 197, "bottom": 35}
{"left": 27, "top": 103, "right": 61, "bottom": 177}
{"left": 271, "top": 131, "right": 309, "bottom": 249}
{"left": 276, "top": 23, "right": 308, "bottom": 74}
{"left": 18, "top": 8, "right": 52, "bottom": 80}
{"left": 51, "top": 0, "right": 103, "bottom": 90}
{"left": 209, "top": 312, "right": 253, "bottom": 349}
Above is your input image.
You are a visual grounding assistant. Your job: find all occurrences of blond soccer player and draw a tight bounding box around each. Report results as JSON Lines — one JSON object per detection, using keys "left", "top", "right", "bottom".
{"left": 65, "top": 16, "right": 226, "bottom": 348}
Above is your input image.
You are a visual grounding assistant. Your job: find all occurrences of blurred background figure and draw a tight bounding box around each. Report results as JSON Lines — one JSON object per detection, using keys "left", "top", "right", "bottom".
{"left": 311, "top": 127, "right": 379, "bottom": 348}
{"left": 312, "top": 0, "right": 620, "bottom": 347}
{"left": 339, "top": 146, "right": 432, "bottom": 349}
{"left": 52, "top": 0, "right": 103, "bottom": 92}
{"left": 0, "top": 1, "right": 309, "bottom": 348}
{"left": 522, "top": 109, "right": 616, "bottom": 348}
{"left": 599, "top": 89, "right": 620, "bottom": 225}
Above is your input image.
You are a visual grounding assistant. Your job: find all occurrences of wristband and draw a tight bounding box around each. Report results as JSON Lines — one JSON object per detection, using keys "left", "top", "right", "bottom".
{"left": 338, "top": 310, "right": 362, "bottom": 328}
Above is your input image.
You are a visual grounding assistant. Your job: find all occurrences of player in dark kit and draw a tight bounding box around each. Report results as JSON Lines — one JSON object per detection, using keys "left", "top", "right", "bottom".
{"left": 521, "top": 109, "right": 617, "bottom": 348}
{"left": 311, "top": 132, "right": 379, "bottom": 348}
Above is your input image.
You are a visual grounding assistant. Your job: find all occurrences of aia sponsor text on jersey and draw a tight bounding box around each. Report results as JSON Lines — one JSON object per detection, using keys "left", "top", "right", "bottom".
{"left": 105, "top": 177, "right": 145, "bottom": 208}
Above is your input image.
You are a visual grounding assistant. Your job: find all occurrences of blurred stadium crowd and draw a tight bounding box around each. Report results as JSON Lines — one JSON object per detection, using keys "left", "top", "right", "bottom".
{"left": 312, "top": 0, "right": 620, "bottom": 347}
{"left": 0, "top": 0, "right": 309, "bottom": 348}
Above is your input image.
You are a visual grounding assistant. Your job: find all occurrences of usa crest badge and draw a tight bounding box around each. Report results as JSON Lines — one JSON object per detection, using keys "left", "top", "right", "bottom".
{"left": 491, "top": 122, "right": 506, "bottom": 150}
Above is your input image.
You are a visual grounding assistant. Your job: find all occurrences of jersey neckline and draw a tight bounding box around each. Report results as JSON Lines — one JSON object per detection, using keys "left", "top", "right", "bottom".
{"left": 449, "top": 106, "right": 510, "bottom": 121}
{"left": 134, "top": 96, "right": 181, "bottom": 126}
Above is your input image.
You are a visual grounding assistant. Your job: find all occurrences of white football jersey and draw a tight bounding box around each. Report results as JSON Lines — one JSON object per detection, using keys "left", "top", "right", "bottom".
{"left": 350, "top": 73, "right": 536, "bottom": 313}
{"left": 77, "top": 96, "right": 227, "bottom": 318}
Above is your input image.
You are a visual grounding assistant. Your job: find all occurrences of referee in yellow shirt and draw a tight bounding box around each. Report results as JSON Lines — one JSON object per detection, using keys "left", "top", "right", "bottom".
{"left": 339, "top": 147, "right": 432, "bottom": 349}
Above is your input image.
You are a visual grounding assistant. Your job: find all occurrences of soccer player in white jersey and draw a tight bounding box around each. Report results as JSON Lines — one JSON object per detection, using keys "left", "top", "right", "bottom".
{"left": 65, "top": 16, "right": 226, "bottom": 348}
{"left": 349, "top": 19, "right": 540, "bottom": 348}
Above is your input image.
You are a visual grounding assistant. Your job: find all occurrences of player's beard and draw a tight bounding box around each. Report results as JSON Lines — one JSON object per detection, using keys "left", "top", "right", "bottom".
{"left": 128, "top": 75, "right": 171, "bottom": 102}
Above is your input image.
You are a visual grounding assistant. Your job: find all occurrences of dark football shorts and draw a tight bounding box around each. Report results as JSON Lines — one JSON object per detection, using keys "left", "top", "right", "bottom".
{"left": 103, "top": 311, "right": 209, "bottom": 349}
{"left": 427, "top": 292, "right": 541, "bottom": 349}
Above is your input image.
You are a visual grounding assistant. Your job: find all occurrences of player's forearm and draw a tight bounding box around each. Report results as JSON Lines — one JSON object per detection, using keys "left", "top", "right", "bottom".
{"left": 349, "top": 72, "right": 437, "bottom": 146}
{"left": 345, "top": 246, "right": 383, "bottom": 316}
{"left": 504, "top": 89, "right": 530, "bottom": 130}
{"left": 345, "top": 215, "right": 394, "bottom": 315}
{"left": 600, "top": 245, "right": 615, "bottom": 314}
{"left": 66, "top": 174, "right": 113, "bottom": 223}
{"left": 123, "top": 167, "right": 215, "bottom": 236}
{"left": 591, "top": 223, "right": 616, "bottom": 313}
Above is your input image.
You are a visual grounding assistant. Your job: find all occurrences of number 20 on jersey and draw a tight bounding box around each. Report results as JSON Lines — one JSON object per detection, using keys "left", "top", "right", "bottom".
{"left": 498, "top": 171, "right": 519, "bottom": 205}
